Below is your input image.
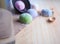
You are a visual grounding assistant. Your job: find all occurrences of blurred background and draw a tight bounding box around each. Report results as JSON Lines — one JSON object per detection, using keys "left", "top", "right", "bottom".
{"left": 0, "top": 0, "right": 60, "bottom": 10}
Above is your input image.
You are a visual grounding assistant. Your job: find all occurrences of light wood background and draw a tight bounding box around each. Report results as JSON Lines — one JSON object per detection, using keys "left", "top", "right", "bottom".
{"left": 15, "top": 0, "right": 60, "bottom": 44}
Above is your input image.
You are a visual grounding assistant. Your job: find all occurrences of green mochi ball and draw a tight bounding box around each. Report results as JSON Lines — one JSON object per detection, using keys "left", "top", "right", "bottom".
{"left": 19, "top": 13, "right": 32, "bottom": 24}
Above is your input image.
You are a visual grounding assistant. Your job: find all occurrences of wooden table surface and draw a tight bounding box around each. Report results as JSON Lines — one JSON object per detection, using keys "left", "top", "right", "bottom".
{"left": 15, "top": 1, "right": 60, "bottom": 44}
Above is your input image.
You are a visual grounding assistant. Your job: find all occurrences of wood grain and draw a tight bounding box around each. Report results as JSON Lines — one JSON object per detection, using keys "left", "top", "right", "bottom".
{"left": 15, "top": 1, "right": 60, "bottom": 44}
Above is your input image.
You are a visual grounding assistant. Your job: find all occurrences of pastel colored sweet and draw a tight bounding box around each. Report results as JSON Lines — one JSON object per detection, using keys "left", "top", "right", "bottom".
{"left": 41, "top": 9, "right": 53, "bottom": 17}
{"left": 19, "top": 13, "right": 32, "bottom": 24}
{"left": 27, "top": 9, "right": 38, "bottom": 18}
{"left": 15, "top": 1, "right": 25, "bottom": 11}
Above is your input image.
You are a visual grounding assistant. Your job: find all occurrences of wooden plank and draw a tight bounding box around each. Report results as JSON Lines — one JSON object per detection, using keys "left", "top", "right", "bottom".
{"left": 15, "top": 1, "right": 60, "bottom": 44}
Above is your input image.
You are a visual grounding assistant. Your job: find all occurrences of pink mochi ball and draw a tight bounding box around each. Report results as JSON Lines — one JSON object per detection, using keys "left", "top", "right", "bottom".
{"left": 15, "top": 1, "right": 25, "bottom": 11}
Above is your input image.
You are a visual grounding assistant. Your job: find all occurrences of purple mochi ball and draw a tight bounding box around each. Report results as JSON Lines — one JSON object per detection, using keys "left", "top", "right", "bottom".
{"left": 15, "top": 1, "right": 25, "bottom": 11}
{"left": 41, "top": 9, "right": 53, "bottom": 17}
{"left": 27, "top": 9, "right": 38, "bottom": 18}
